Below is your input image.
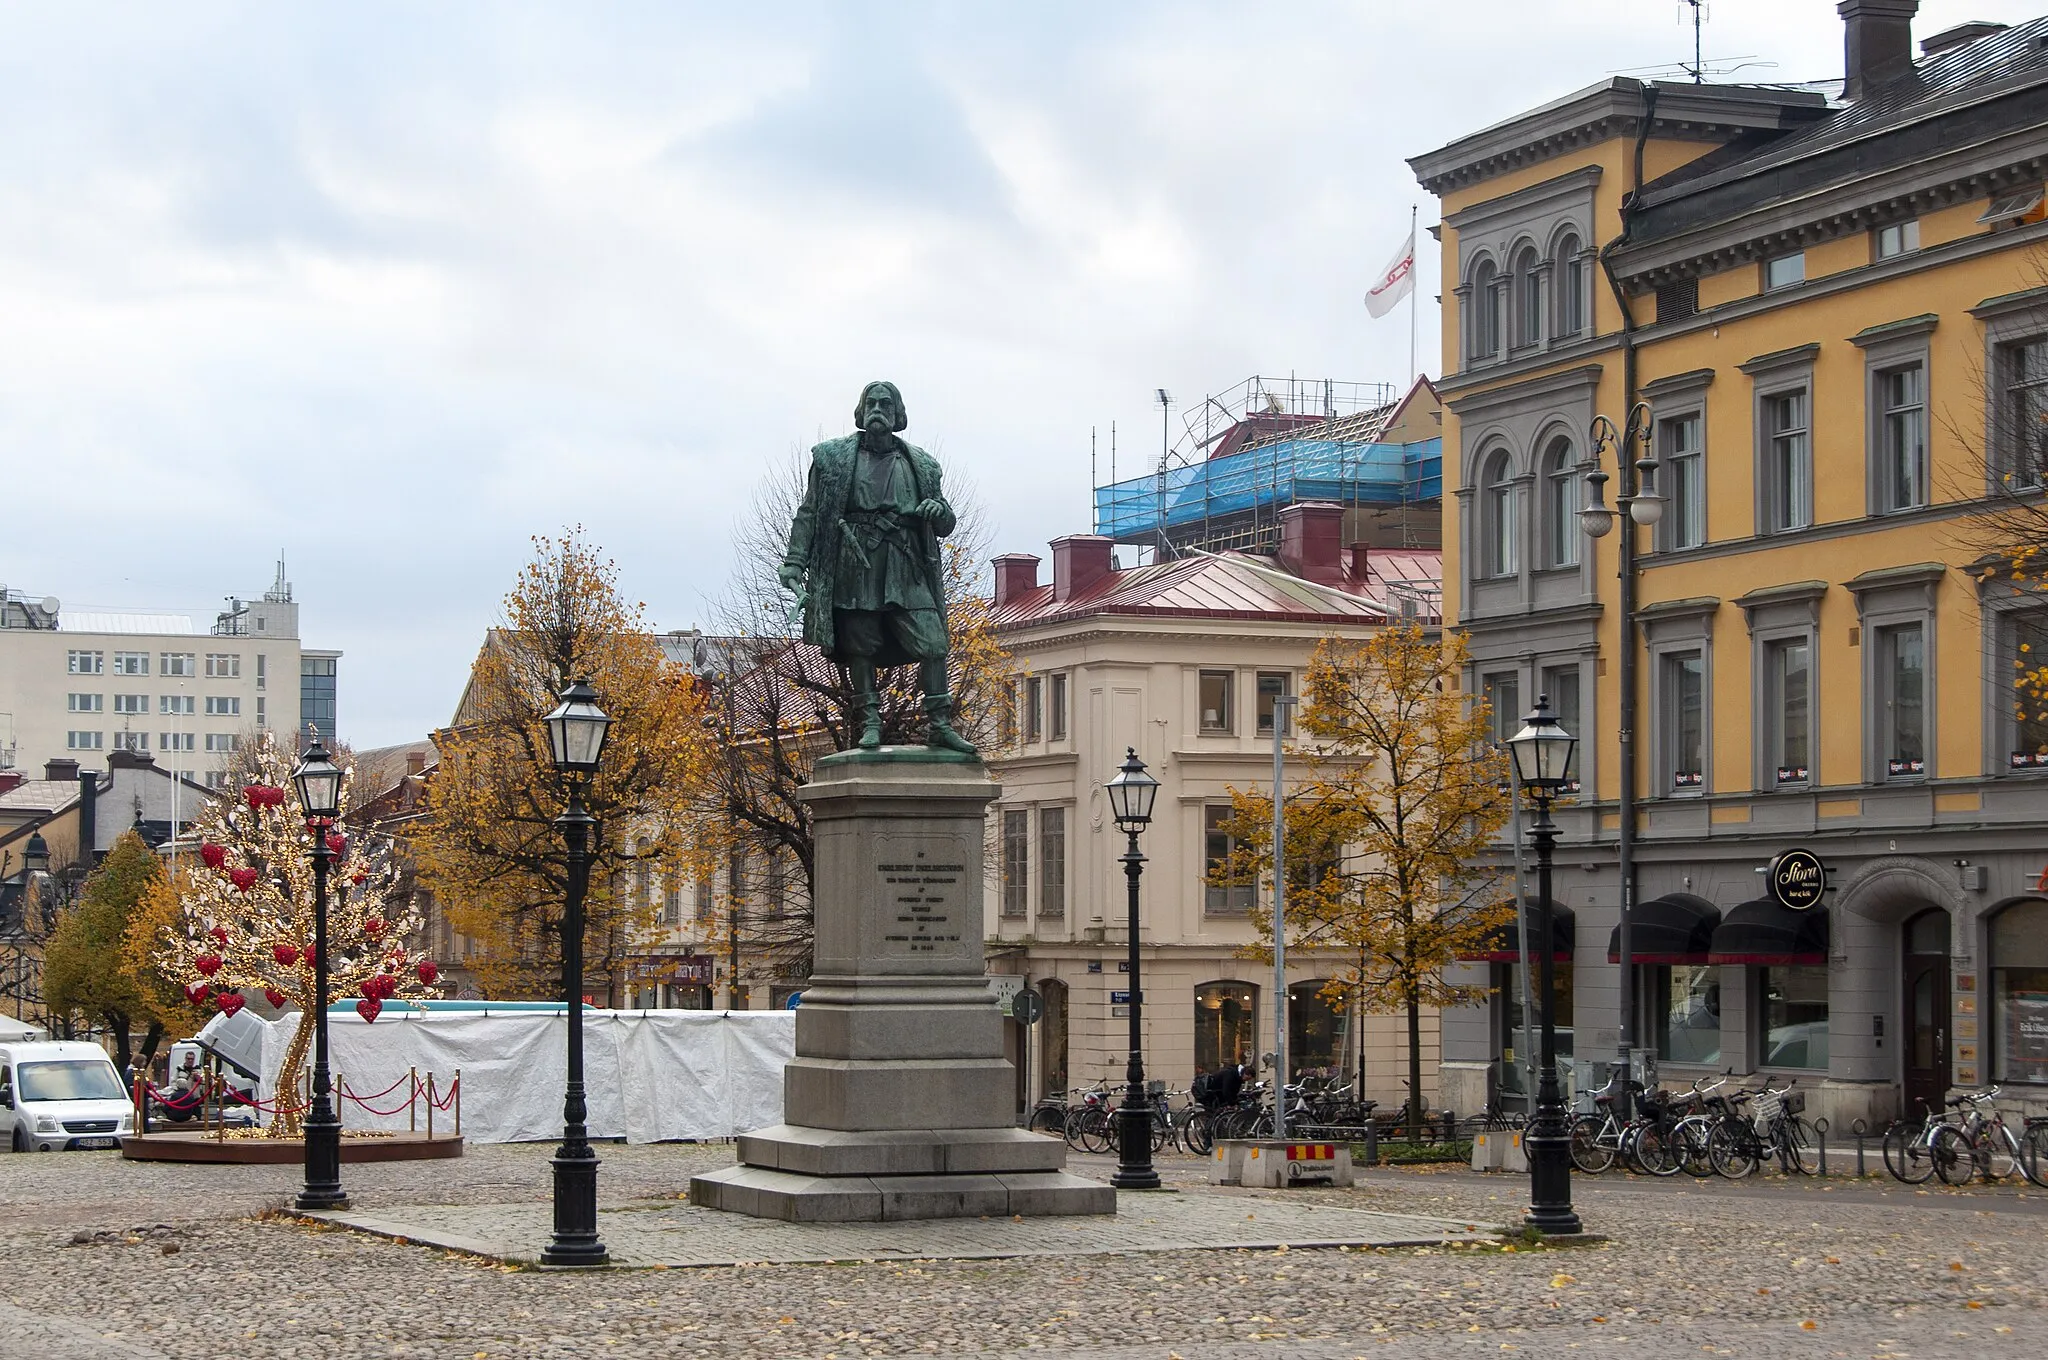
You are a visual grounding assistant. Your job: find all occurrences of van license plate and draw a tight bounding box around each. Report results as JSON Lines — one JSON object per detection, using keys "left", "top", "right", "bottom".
{"left": 72, "top": 1137, "right": 118, "bottom": 1150}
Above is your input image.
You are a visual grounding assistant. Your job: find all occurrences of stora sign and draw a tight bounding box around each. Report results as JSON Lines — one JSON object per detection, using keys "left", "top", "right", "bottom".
{"left": 1768, "top": 848, "right": 1828, "bottom": 910}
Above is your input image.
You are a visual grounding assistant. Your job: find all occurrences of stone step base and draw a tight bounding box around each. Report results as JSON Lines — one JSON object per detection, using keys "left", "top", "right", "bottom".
{"left": 688, "top": 1165, "right": 1116, "bottom": 1223}
{"left": 738, "top": 1123, "right": 1069, "bottom": 1178}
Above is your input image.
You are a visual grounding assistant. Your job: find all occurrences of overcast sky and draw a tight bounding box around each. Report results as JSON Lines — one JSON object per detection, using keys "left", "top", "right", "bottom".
{"left": 3, "top": 0, "right": 2038, "bottom": 748}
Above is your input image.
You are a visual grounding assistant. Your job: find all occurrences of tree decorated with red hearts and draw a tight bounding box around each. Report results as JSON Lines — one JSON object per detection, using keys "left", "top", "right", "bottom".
{"left": 153, "top": 729, "right": 441, "bottom": 1136}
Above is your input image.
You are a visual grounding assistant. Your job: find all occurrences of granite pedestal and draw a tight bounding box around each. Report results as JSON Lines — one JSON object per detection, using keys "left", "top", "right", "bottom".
{"left": 690, "top": 749, "right": 1113, "bottom": 1222}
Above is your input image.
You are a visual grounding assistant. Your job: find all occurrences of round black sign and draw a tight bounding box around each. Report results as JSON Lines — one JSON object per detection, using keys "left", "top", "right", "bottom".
{"left": 1768, "top": 848, "right": 1827, "bottom": 910}
{"left": 1012, "top": 988, "right": 1043, "bottom": 1025}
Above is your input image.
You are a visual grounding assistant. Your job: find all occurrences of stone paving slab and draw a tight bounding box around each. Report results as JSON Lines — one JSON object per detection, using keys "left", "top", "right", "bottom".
{"left": 308, "top": 1187, "right": 1494, "bottom": 1267}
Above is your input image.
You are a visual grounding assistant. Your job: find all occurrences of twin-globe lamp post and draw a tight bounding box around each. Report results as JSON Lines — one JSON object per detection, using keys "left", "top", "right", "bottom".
{"left": 1507, "top": 695, "right": 1582, "bottom": 1236}
{"left": 290, "top": 738, "right": 347, "bottom": 1212}
{"left": 1104, "top": 748, "right": 1161, "bottom": 1191}
{"left": 541, "top": 679, "right": 614, "bottom": 1267}
{"left": 1579, "top": 405, "right": 1663, "bottom": 1106}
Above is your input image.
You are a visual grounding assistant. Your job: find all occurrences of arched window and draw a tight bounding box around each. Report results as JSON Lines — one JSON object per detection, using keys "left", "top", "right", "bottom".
{"left": 1555, "top": 232, "right": 1585, "bottom": 338}
{"left": 1543, "top": 437, "right": 1581, "bottom": 568}
{"left": 1479, "top": 449, "right": 1517, "bottom": 578}
{"left": 1469, "top": 259, "right": 1501, "bottom": 361}
{"left": 1513, "top": 245, "right": 1543, "bottom": 350}
{"left": 1194, "top": 980, "right": 1257, "bottom": 1075}
{"left": 1990, "top": 900, "right": 2048, "bottom": 1083}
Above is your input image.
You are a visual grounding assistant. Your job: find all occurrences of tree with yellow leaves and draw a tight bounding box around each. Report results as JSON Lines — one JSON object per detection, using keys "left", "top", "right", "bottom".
{"left": 1215, "top": 624, "right": 1512, "bottom": 1137}
{"left": 414, "top": 530, "right": 722, "bottom": 1000}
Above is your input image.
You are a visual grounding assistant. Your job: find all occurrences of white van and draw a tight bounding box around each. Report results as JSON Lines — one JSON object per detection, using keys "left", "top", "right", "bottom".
{"left": 0, "top": 1041, "right": 135, "bottom": 1152}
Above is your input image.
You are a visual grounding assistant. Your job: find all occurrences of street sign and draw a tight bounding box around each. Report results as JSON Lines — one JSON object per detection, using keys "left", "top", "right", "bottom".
{"left": 1767, "top": 848, "right": 1827, "bottom": 910}
{"left": 1012, "top": 988, "right": 1043, "bottom": 1025}
{"left": 1110, "top": 990, "right": 1140, "bottom": 1005}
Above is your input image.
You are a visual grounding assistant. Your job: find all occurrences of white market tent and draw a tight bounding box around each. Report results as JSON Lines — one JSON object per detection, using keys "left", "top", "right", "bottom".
{"left": 194, "top": 1003, "right": 793, "bottom": 1144}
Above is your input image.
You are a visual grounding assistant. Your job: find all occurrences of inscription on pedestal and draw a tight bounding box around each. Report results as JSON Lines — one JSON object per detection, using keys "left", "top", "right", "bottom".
{"left": 879, "top": 847, "right": 964, "bottom": 954}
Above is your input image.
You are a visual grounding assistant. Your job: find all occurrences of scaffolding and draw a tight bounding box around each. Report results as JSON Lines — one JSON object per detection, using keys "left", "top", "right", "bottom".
{"left": 1092, "top": 375, "right": 1441, "bottom": 557}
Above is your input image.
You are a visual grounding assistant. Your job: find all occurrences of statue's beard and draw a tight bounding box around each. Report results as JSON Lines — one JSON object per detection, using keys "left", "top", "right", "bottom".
{"left": 862, "top": 414, "right": 892, "bottom": 439}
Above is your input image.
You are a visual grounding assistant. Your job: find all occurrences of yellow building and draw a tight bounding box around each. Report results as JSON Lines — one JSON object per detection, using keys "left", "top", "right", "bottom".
{"left": 1411, "top": 5, "right": 2048, "bottom": 1126}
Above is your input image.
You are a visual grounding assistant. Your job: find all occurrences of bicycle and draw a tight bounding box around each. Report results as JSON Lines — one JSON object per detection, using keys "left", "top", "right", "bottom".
{"left": 1928, "top": 1086, "right": 2047, "bottom": 1187}
{"left": 1706, "top": 1081, "right": 1816, "bottom": 1178}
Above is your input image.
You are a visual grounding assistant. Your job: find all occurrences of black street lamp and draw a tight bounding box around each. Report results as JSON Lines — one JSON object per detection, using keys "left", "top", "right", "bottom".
{"left": 291, "top": 737, "right": 347, "bottom": 1211}
{"left": 1507, "top": 695, "right": 1583, "bottom": 1236}
{"left": 540, "top": 679, "right": 613, "bottom": 1268}
{"left": 1103, "top": 747, "right": 1161, "bottom": 1191}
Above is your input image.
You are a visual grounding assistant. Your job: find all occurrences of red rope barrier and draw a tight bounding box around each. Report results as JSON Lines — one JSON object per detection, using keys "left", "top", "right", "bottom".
{"left": 427, "top": 1076, "right": 460, "bottom": 1111}
{"left": 339, "top": 1089, "right": 418, "bottom": 1117}
{"left": 342, "top": 1071, "right": 416, "bottom": 1102}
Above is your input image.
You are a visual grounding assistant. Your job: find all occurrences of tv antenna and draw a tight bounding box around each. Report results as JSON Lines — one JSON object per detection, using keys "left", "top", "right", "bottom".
{"left": 1680, "top": 1, "right": 1707, "bottom": 83}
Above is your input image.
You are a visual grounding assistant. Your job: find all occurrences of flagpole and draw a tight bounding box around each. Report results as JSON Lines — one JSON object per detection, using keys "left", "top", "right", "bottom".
{"left": 1408, "top": 204, "right": 1418, "bottom": 384}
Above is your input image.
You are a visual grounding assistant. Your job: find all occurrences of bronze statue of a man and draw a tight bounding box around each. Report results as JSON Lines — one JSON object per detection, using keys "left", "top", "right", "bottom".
{"left": 779, "top": 381, "right": 976, "bottom": 755}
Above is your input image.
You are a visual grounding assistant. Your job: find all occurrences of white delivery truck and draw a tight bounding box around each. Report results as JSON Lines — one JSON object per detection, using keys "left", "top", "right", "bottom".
{"left": 0, "top": 1040, "right": 136, "bottom": 1152}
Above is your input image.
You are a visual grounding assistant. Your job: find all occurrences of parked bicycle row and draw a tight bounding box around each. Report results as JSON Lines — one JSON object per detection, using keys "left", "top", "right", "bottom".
{"left": 1025, "top": 1073, "right": 1455, "bottom": 1157}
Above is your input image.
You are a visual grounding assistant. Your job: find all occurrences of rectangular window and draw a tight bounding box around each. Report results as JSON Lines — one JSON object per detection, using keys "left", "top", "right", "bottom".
{"left": 1763, "top": 252, "right": 1805, "bottom": 290}
{"left": 205, "top": 696, "right": 241, "bottom": 717}
{"left": 1759, "top": 966, "right": 1829, "bottom": 1070}
{"left": 204, "top": 733, "right": 239, "bottom": 754}
{"left": 256, "top": 697, "right": 267, "bottom": 727}
{"left": 1763, "top": 389, "right": 1813, "bottom": 531}
{"left": 66, "top": 731, "right": 103, "bottom": 750}
{"left": 160, "top": 732, "right": 195, "bottom": 752}
{"left": 1482, "top": 672, "right": 1520, "bottom": 747}
{"left": 1661, "top": 414, "right": 1705, "bottom": 550}
{"left": 1038, "top": 807, "right": 1066, "bottom": 917}
{"left": 2008, "top": 612, "right": 2048, "bottom": 768}
{"left": 112, "top": 694, "right": 147, "bottom": 715}
{"left": 1990, "top": 903, "right": 2048, "bottom": 1082}
{"left": 1874, "top": 220, "right": 1919, "bottom": 259}
{"left": 1765, "top": 638, "right": 1811, "bottom": 785}
{"left": 1255, "top": 672, "right": 1292, "bottom": 736}
{"left": 1663, "top": 651, "right": 1705, "bottom": 791}
{"left": 67, "top": 693, "right": 103, "bottom": 713}
{"left": 112, "top": 730, "right": 147, "bottom": 753}
{"left": 112, "top": 651, "right": 149, "bottom": 676}
{"left": 1649, "top": 964, "right": 1722, "bottom": 1065}
{"left": 160, "top": 694, "right": 194, "bottom": 715}
{"left": 160, "top": 653, "right": 194, "bottom": 677}
{"left": 1540, "top": 664, "right": 1581, "bottom": 790}
{"left": 205, "top": 653, "right": 241, "bottom": 679}
{"left": 67, "top": 650, "right": 103, "bottom": 675}
{"left": 1048, "top": 672, "right": 1068, "bottom": 740}
{"left": 1198, "top": 670, "right": 1233, "bottom": 733}
{"left": 1999, "top": 337, "right": 2048, "bottom": 490}
{"left": 1023, "top": 676, "right": 1043, "bottom": 743}
{"left": 1000, "top": 809, "right": 1029, "bottom": 918}
{"left": 695, "top": 875, "right": 715, "bottom": 922}
{"left": 256, "top": 653, "right": 267, "bottom": 690}
{"left": 204, "top": 769, "right": 229, "bottom": 790}
{"left": 1876, "top": 364, "right": 1927, "bottom": 511}
{"left": 1880, "top": 624, "right": 1926, "bottom": 777}
{"left": 1203, "top": 806, "right": 1254, "bottom": 915}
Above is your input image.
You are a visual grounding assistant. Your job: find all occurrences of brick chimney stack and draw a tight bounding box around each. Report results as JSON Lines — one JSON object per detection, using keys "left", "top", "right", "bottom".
{"left": 991, "top": 553, "right": 1042, "bottom": 606}
{"left": 1277, "top": 502, "right": 1347, "bottom": 587}
{"left": 1049, "top": 536, "right": 1114, "bottom": 603}
{"left": 1839, "top": 0, "right": 1919, "bottom": 101}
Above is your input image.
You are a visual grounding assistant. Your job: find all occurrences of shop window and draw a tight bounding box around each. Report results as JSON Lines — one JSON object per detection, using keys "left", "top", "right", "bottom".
{"left": 1194, "top": 981, "right": 1256, "bottom": 1076}
{"left": 1647, "top": 964, "right": 1721, "bottom": 1065}
{"left": 1203, "top": 807, "right": 1253, "bottom": 915}
{"left": 1499, "top": 961, "right": 1573, "bottom": 1098}
{"left": 1038, "top": 979, "right": 1069, "bottom": 1094}
{"left": 1759, "top": 965, "right": 1829, "bottom": 1069}
{"left": 1990, "top": 901, "right": 2048, "bottom": 1084}
{"left": 1199, "top": 670, "right": 1233, "bottom": 733}
{"left": 1289, "top": 980, "right": 1340, "bottom": 1080}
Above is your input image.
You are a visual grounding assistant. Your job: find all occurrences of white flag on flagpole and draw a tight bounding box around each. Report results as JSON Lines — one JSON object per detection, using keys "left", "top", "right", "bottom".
{"left": 1364, "top": 229, "right": 1416, "bottom": 318}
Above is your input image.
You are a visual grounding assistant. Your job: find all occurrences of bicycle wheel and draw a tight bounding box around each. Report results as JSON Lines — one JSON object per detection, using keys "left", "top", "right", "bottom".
{"left": 1930, "top": 1124, "right": 1977, "bottom": 1186}
{"left": 1568, "top": 1115, "right": 1614, "bottom": 1174}
{"left": 1983, "top": 1126, "right": 2019, "bottom": 1182}
{"left": 2021, "top": 1123, "right": 2048, "bottom": 1188}
{"left": 1629, "top": 1124, "right": 1681, "bottom": 1176}
{"left": 1882, "top": 1122, "right": 1936, "bottom": 1184}
{"left": 1027, "top": 1105, "right": 1066, "bottom": 1138}
{"left": 1779, "top": 1117, "right": 1819, "bottom": 1176}
{"left": 1180, "top": 1109, "right": 1214, "bottom": 1156}
{"left": 1675, "top": 1117, "right": 1715, "bottom": 1177}
{"left": 1706, "top": 1120, "right": 1757, "bottom": 1179}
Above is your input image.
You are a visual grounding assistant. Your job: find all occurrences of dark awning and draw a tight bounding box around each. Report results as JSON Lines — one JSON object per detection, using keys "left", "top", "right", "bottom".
{"left": 1706, "top": 898, "right": 1829, "bottom": 966}
{"left": 1607, "top": 892, "right": 1722, "bottom": 965}
{"left": 1457, "top": 898, "right": 1574, "bottom": 963}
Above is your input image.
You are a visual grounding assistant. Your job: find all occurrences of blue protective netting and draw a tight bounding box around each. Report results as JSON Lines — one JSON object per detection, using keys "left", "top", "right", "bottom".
{"left": 1093, "top": 437, "right": 1442, "bottom": 540}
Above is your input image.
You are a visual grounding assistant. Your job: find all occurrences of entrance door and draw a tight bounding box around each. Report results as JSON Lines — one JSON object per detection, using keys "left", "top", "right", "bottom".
{"left": 1902, "top": 909, "right": 1951, "bottom": 1117}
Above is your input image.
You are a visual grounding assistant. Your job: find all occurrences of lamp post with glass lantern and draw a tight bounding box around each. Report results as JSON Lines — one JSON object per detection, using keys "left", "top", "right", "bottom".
{"left": 541, "top": 679, "right": 613, "bottom": 1267}
{"left": 1104, "top": 747, "right": 1161, "bottom": 1191}
{"left": 1507, "top": 695, "right": 1583, "bottom": 1235}
{"left": 290, "top": 738, "right": 347, "bottom": 1211}
{"left": 1580, "top": 404, "right": 1662, "bottom": 1105}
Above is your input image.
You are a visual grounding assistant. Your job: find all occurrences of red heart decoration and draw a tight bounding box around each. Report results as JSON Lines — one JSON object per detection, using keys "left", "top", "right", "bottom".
{"left": 350, "top": 871, "right": 367, "bottom": 885}
{"left": 304, "top": 945, "right": 318, "bottom": 968}
{"left": 370, "top": 973, "right": 398, "bottom": 1000}
{"left": 194, "top": 953, "right": 222, "bottom": 978}
{"left": 216, "top": 992, "right": 245, "bottom": 1017}
{"left": 363, "top": 917, "right": 385, "bottom": 936}
{"left": 326, "top": 832, "right": 348, "bottom": 857}
{"left": 416, "top": 960, "right": 439, "bottom": 986}
{"left": 355, "top": 997, "right": 382, "bottom": 1024}
{"left": 184, "top": 981, "right": 211, "bottom": 1006}
{"left": 207, "top": 925, "right": 229, "bottom": 944}
{"left": 245, "top": 784, "right": 281, "bottom": 808}
{"left": 263, "top": 988, "right": 287, "bottom": 1009}
{"left": 200, "top": 843, "right": 227, "bottom": 870}
{"left": 272, "top": 943, "right": 300, "bottom": 967}
{"left": 229, "top": 867, "right": 259, "bottom": 892}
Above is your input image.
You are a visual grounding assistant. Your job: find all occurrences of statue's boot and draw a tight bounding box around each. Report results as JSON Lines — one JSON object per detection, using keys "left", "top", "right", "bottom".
{"left": 849, "top": 661, "right": 883, "bottom": 749}
{"left": 924, "top": 691, "right": 977, "bottom": 755}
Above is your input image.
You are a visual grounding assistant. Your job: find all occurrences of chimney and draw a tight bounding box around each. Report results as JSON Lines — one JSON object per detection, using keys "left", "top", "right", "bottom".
{"left": 1346, "top": 543, "right": 1372, "bottom": 586}
{"left": 0, "top": 772, "right": 22, "bottom": 796}
{"left": 43, "top": 757, "right": 79, "bottom": 783}
{"left": 991, "top": 553, "right": 1042, "bottom": 606}
{"left": 1921, "top": 20, "right": 2004, "bottom": 57}
{"left": 78, "top": 770, "right": 98, "bottom": 861}
{"left": 1049, "top": 535, "right": 1114, "bottom": 603}
{"left": 406, "top": 749, "right": 428, "bottom": 777}
{"left": 1839, "top": 0, "right": 1920, "bottom": 101}
{"left": 108, "top": 748, "right": 156, "bottom": 771}
{"left": 1277, "top": 502, "right": 1347, "bottom": 586}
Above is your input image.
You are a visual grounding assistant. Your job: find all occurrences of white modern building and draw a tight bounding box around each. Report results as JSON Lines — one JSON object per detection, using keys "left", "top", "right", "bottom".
{"left": 0, "top": 565, "right": 340, "bottom": 788}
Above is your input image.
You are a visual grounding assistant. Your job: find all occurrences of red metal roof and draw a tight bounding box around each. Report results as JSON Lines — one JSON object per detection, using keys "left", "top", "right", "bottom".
{"left": 989, "top": 549, "right": 1441, "bottom": 632}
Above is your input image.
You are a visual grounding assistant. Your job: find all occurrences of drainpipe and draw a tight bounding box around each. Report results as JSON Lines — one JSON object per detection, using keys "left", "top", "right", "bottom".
{"left": 1596, "top": 82, "right": 1658, "bottom": 1102}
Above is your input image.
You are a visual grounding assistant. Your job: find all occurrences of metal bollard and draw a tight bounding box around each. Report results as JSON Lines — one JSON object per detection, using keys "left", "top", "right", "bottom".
{"left": 1851, "top": 1118, "right": 1868, "bottom": 1178}
{"left": 1443, "top": 1110, "right": 1457, "bottom": 1145}
{"left": 1365, "top": 1121, "right": 1380, "bottom": 1167}
{"left": 1814, "top": 1117, "right": 1829, "bottom": 1177}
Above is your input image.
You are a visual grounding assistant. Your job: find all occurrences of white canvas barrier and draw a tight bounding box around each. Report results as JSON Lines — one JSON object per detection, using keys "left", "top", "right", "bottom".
{"left": 200, "top": 1007, "right": 794, "bottom": 1144}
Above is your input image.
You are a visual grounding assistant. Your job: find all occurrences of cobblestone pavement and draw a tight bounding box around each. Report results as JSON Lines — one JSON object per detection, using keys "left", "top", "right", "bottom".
{"left": 1, "top": 1142, "right": 2043, "bottom": 1359}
